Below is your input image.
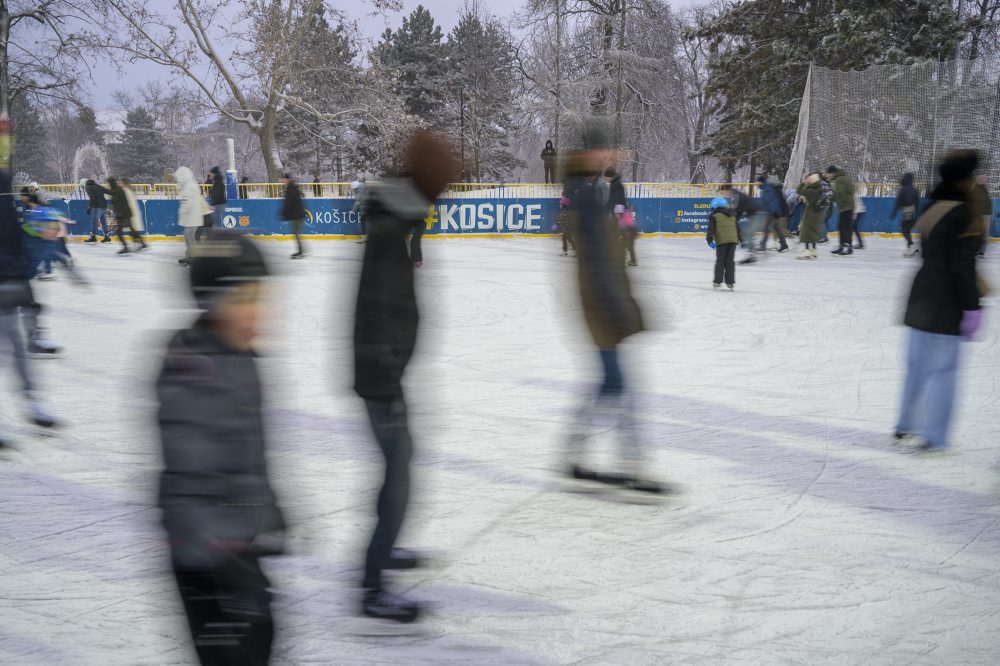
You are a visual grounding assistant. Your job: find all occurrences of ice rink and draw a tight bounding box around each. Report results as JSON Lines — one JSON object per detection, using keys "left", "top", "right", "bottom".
{"left": 2, "top": 236, "right": 999, "bottom": 665}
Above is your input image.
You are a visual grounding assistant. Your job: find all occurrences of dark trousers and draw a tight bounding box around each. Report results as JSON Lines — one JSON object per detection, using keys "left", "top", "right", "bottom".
{"left": 714, "top": 243, "right": 736, "bottom": 286}
{"left": 173, "top": 554, "right": 274, "bottom": 666}
{"left": 761, "top": 216, "right": 788, "bottom": 249}
{"left": 363, "top": 397, "right": 412, "bottom": 592}
{"left": 620, "top": 227, "right": 638, "bottom": 263}
{"left": 116, "top": 221, "right": 145, "bottom": 248}
{"left": 544, "top": 165, "right": 555, "bottom": 184}
{"left": 290, "top": 218, "right": 304, "bottom": 254}
{"left": 853, "top": 212, "right": 865, "bottom": 247}
{"left": 838, "top": 210, "right": 854, "bottom": 247}
{"left": 901, "top": 212, "right": 917, "bottom": 246}
{"left": 89, "top": 208, "right": 109, "bottom": 238}
{"left": 561, "top": 228, "right": 575, "bottom": 253}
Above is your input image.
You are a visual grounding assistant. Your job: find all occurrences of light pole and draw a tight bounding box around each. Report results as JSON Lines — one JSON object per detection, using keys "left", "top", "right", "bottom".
{"left": 460, "top": 84, "right": 466, "bottom": 182}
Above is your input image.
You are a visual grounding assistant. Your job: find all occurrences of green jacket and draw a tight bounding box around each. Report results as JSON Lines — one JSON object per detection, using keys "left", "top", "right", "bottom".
{"left": 797, "top": 181, "right": 825, "bottom": 244}
{"left": 707, "top": 209, "right": 740, "bottom": 245}
{"left": 831, "top": 171, "right": 855, "bottom": 212}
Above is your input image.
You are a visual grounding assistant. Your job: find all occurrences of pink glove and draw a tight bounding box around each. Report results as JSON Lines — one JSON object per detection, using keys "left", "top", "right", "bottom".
{"left": 960, "top": 309, "right": 984, "bottom": 340}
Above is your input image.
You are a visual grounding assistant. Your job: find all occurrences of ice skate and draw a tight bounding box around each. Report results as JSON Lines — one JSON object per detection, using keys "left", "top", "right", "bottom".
{"left": 291, "top": 251, "right": 304, "bottom": 259}
{"left": 776, "top": 245, "right": 789, "bottom": 253}
{"left": 914, "top": 441, "right": 950, "bottom": 456}
{"left": 904, "top": 246, "right": 919, "bottom": 258}
{"left": 37, "top": 272, "right": 54, "bottom": 281}
{"left": 713, "top": 282, "right": 721, "bottom": 290}
{"left": 797, "top": 248, "right": 816, "bottom": 260}
{"left": 84, "top": 234, "right": 97, "bottom": 243}
{"left": 832, "top": 245, "right": 853, "bottom": 256}
{"left": 133, "top": 243, "right": 150, "bottom": 252}
{"left": 28, "top": 335, "right": 62, "bottom": 357}
{"left": 738, "top": 255, "right": 757, "bottom": 265}
{"left": 28, "top": 397, "right": 58, "bottom": 429}
{"left": 893, "top": 431, "right": 919, "bottom": 446}
{"left": 727, "top": 283, "right": 734, "bottom": 291}
{"left": 100, "top": 236, "right": 112, "bottom": 243}
{"left": 117, "top": 247, "right": 130, "bottom": 255}
{"left": 352, "top": 589, "right": 424, "bottom": 635}
{"left": 386, "top": 547, "right": 425, "bottom": 571}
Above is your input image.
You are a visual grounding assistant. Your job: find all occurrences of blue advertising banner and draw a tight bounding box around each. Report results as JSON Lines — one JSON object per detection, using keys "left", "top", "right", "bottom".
{"left": 62, "top": 196, "right": 1000, "bottom": 238}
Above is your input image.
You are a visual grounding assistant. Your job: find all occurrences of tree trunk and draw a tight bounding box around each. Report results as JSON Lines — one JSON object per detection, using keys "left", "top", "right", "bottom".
{"left": 554, "top": 0, "right": 561, "bottom": 154}
{"left": 257, "top": 107, "right": 283, "bottom": 182}
{"left": 613, "top": 0, "right": 626, "bottom": 149}
{"left": 0, "top": 2, "right": 11, "bottom": 119}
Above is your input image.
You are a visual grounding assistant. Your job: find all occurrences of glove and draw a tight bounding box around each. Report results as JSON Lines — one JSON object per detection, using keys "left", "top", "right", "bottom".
{"left": 960, "top": 309, "right": 984, "bottom": 341}
{"left": 707, "top": 241, "right": 716, "bottom": 249}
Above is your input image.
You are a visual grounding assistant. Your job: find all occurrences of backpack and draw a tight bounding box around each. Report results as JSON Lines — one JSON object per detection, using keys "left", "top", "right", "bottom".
{"left": 818, "top": 180, "right": 834, "bottom": 209}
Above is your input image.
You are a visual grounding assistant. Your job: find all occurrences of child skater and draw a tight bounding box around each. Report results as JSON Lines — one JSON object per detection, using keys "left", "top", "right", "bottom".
{"left": 619, "top": 203, "right": 639, "bottom": 266}
{"left": 558, "top": 195, "right": 576, "bottom": 256}
{"left": 706, "top": 196, "right": 740, "bottom": 290}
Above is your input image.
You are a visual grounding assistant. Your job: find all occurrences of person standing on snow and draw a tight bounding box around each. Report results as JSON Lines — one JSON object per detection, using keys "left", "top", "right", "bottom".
{"left": 175, "top": 167, "right": 205, "bottom": 266}
{"left": 824, "top": 165, "right": 856, "bottom": 256}
{"left": 541, "top": 140, "right": 557, "bottom": 184}
{"left": 894, "top": 150, "right": 985, "bottom": 454}
{"left": 208, "top": 166, "right": 226, "bottom": 228}
{"left": 892, "top": 172, "right": 921, "bottom": 257}
{"left": 350, "top": 130, "right": 458, "bottom": 628}
{"left": 84, "top": 178, "right": 112, "bottom": 243}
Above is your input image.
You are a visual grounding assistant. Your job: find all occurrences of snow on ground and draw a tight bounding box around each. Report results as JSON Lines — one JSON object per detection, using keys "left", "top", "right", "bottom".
{"left": 1, "top": 236, "right": 999, "bottom": 665}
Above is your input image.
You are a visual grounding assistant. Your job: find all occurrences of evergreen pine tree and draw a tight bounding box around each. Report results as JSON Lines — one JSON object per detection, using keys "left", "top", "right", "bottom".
{"left": 110, "top": 108, "right": 168, "bottom": 182}
{"left": 10, "top": 95, "right": 54, "bottom": 182}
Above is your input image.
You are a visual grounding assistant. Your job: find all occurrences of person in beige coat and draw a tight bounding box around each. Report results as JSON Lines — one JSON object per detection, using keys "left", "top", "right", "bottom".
{"left": 121, "top": 178, "right": 148, "bottom": 252}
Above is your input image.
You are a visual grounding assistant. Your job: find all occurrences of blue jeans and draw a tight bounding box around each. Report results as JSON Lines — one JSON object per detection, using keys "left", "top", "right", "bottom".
{"left": 90, "top": 208, "right": 108, "bottom": 237}
{"left": 362, "top": 398, "right": 412, "bottom": 591}
{"left": 895, "top": 328, "right": 962, "bottom": 448}
{"left": 27, "top": 238, "right": 68, "bottom": 275}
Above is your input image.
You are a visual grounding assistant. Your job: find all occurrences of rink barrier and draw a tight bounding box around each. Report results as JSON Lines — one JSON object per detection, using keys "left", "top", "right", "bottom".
{"left": 52, "top": 196, "right": 1000, "bottom": 238}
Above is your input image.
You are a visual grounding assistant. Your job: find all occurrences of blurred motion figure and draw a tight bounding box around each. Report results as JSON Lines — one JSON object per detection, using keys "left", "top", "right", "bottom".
{"left": 156, "top": 231, "right": 285, "bottom": 663}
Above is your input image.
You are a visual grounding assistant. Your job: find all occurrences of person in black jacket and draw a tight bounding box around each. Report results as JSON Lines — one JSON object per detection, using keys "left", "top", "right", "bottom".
{"left": 721, "top": 184, "right": 767, "bottom": 263}
{"left": 604, "top": 167, "right": 627, "bottom": 216}
{"left": 352, "top": 130, "right": 456, "bottom": 628}
{"left": 280, "top": 174, "right": 307, "bottom": 259}
{"left": 157, "top": 230, "right": 284, "bottom": 664}
{"left": 208, "top": 166, "right": 226, "bottom": 228}
{"left": 541, "top": 140, "right": 557, "bottom": 184}
{"left": 894, "top": 150, "right": 984, "bottom": 453}
{"left": 892, "top": 172, "right": 920, "bottom": 257}
{"left": 84, "top": 178, "right": 112, "bottom": 243}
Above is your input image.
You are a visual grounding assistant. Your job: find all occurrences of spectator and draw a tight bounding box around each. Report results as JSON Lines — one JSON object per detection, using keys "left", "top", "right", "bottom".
{"left": 312, "top": 175, "right": 322, "bottom": 198}
{"left": 175, "top": 167, "right": 205, "bottom": 266}
{"left": 239, "top": 176, "right": 249, "bottom": 200}
{"left": 541, "top": 140, "right": 557, "bottom": 184}
{"left": 84, "top": 178, "right": 112, "bottom": 243}
{"left": 281, "top": 174, "right": 307, "bottom": 259}
{"left": 208, "top": 166, "right": 226, "bottom": 228}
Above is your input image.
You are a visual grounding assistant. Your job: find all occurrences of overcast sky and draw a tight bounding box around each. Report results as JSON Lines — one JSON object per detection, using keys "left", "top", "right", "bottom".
{"left": 106, "top": 0, "right": 700, "bottom": 105}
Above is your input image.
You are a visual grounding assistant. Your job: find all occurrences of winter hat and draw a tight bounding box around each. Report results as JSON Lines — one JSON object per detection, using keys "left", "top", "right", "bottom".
{"left": 79, "top": 178, "right": 88, "bottom": 188}
{"left": 189, "top": 230, "right": 269, "bottom": 305}
{"left": 403, "top": 130, "right": 459, "bottom": 202}
{"left": 938, "top": 149, "right": 978, "bottom": 184}
{"left": 825, "top": 165, "right": 839, "bottom": 174}
{"left": 710, "top": 196, "right": 729, "bottom": 209}
{"left": 805, "top": 173, "right": 822, "bottom": 185}
{"left": 210, "top": 166, "right": 222, "bottom": 177}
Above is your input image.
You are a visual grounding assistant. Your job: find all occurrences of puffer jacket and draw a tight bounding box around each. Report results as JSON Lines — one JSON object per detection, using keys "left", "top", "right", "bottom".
{"left": 175, "top": 167, "right": 204, "bottom": 228}
{"left": 707, "top": 208, "right": 740, "bottom": 245}
{"left": 157, "top": 318, "right": 285, "bottom": 568}
{"left": 797, "top": 177, "right": 825, "bottom": 244}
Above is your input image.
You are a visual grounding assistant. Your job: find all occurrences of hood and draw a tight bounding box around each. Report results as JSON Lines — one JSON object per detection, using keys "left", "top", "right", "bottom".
{"left": 372, "top": 177, "right": 430, "bottom": 219}
{"left": 900, "top": 172, "right": 914, "bottom": 187}
{"left": 805, "top": 173, "right": 822, "bottom": 186}
{"left": 174, "top": 167, "right": 195, "bottom": 188}
{"left": 545, "top": 141, "right": 553, "bottom": 149}
{"left": 85, "top": 179, "right": 96, "bottom": 187}
{"left": 210, "top": 166, "right": 222, "bottom": 177}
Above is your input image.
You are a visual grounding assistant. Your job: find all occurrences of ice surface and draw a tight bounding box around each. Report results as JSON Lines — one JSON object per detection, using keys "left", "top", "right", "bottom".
{"left": 1, "top": 236, "right": 998, "bottom": 665}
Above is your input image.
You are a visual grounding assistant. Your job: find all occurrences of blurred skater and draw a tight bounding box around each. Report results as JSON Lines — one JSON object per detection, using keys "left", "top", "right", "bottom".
{"left": 541, "top": 140, "right": 557, "bottom": 184}
{"left": 796, "top": 173, "right": 825, "bottom": 260}
{"left": 351, "top": 130, "right": 458, "bottom": 627}
{"left": 84, "top": 178, "right": 112, "bottom": 243}
{"left": 562, "top": 122, "right": 663, "bottom": 496}
{"left": 894, "top": 150, "right": 985, "bottom": 453}
{"left": 893, "top": 172, "right": 920, "bottom": 257}
{"left": 175, "top": 167, "right": 204, "bottom": 266}
{"left": 707, "top": 196, "right": 740, "bottom": 290}
{"left": 852, "top": 190, "right": 866, "bottom": 249}
{"left": 721, "top": 184, "right": 766, "bottom": 264}
{"left": 121, "top": 178, "right": 149, "bottom": 251}
{"left": 108, "top": 177, "right": 146, "bottom": 254}
{"left": 351, "top": 179, "right": 368, "bottom": 243}
{"left": 824, "top": 165, "right": 855, "bottom": 256}
{"left": 1, "top": 169, "right": 58, "bottom": 442}
{"left": 758, "top": 175, "right": 790, "bottom": 253}
{"left": 208, "top": 166, "right": 226, "bottom": 228}
{"left": 280, "top": 174, "right": 307, "bottom": 259}
{"left": 971, "top": 175, "right": 991, "bottom": 258}
{"left": 619, "top": 203, "right": 638, "bottom": 266}
{"left": 558, "top": 194, "right": 576, "bottom": 256}
{"left": 157, "top": 230, "right": 285, "bottom": 664}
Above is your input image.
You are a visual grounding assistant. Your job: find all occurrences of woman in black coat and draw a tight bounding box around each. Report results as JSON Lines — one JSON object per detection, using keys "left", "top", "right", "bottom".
{"left": 894, "top": 150, "right": 984, "bottom": 453}
{"left": 280, "top": 174, "right": 307, "bottom": 258}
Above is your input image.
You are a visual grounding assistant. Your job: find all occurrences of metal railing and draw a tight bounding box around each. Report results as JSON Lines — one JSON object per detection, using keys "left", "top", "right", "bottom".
{"left": 33, "top": 181, "right": 906, "bottom": 200}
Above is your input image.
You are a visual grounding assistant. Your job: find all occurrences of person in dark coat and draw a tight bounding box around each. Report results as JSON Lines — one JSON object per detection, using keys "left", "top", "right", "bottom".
{"left": 824, "top": 165, "right": 856, "bottom": 256}
{"left": 796, "top": 173, "right": 825, "bottom": 260}
{"left": 156, "top": 230, "right": 284, "bottom": 664}
{"left": 239, "top": 176, "right": 250, "bottom": 199}
{"left": 280, "top": 174, "right": 307, "bottom": 259}
{"left": 971, "top": 175, "right": 992, "bottom": 258}
{"left": 106, "top": 177, "right": 138, "bottom": 255}
{"left": 604, "top": 167, "right": 627, "bottom": 216}
{"left": 208, "top": 166, "right": 226, "bottom": 228}
{"left": 84, "top": 178, "right": 112, "bottom": 243}
{"left": 311, "top": 175, "right": 322, "bottom": 198}
{"left": 892, "top": 172, "right": 921, "bottom": 257}
{"left": 541, "top": 140, "right": 557, "bottom": 184}
{"left": 562, "top": 122, "right": 662, "bottom": 496}
{"left": 722, "top": 184, "right": 767, "bottom": 262}
{"left": 894, "top": 150, "right": 984, "bottom": 453}
{"left": 352, "top": 130, "right": 457, "bottom": 627}
{"left": 757, "top": 175, "right": 789, "bottom": 253}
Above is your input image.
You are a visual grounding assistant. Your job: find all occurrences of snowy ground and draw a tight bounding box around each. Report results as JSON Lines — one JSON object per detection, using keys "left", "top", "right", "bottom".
{"left": 1, "top": 236, "right": 999, "bottom": 665}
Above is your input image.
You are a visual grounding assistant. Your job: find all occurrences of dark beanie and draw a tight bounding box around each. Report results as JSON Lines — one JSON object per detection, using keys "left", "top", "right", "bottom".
{"left": 189, "top": 230, "right": 268, "bottom": 303}
{"left": 938, "top": 149, "right": 979, "bottom": 183}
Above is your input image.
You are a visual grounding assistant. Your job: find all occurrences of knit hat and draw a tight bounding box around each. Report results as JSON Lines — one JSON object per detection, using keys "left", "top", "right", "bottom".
{"left": 710, "top": 196, "right": 729, "bottom": 209}
{"left": 938, "top": 149, "right": 979, "bottom": 183}
{"left": 189, "top": 230, "right": 269, "bottom": 304}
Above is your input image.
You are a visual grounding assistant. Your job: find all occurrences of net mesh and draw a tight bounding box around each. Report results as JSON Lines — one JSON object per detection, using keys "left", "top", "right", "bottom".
{"left": 785, "top": 60, "right": 1000, "bottom": 196}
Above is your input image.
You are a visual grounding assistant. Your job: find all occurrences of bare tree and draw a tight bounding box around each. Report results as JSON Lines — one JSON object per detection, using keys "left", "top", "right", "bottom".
{"left": 0, "top": 0, "right": 89, "bottom": 117}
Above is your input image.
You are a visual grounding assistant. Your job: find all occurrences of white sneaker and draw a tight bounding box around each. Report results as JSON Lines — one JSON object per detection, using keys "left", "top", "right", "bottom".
{"left": 904, "top": 246, "right": 919, "bottom": 258}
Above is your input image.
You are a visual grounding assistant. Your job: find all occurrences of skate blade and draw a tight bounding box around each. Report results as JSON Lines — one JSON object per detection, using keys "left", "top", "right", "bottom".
{"left": 558, "top": 477, "right": 608, "bottom": 495}
{"left": 347, "top": 616, "right": 432, "bottom": 637}
{"left": 609, "top": 483, "right": 682, "bottom": 505}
